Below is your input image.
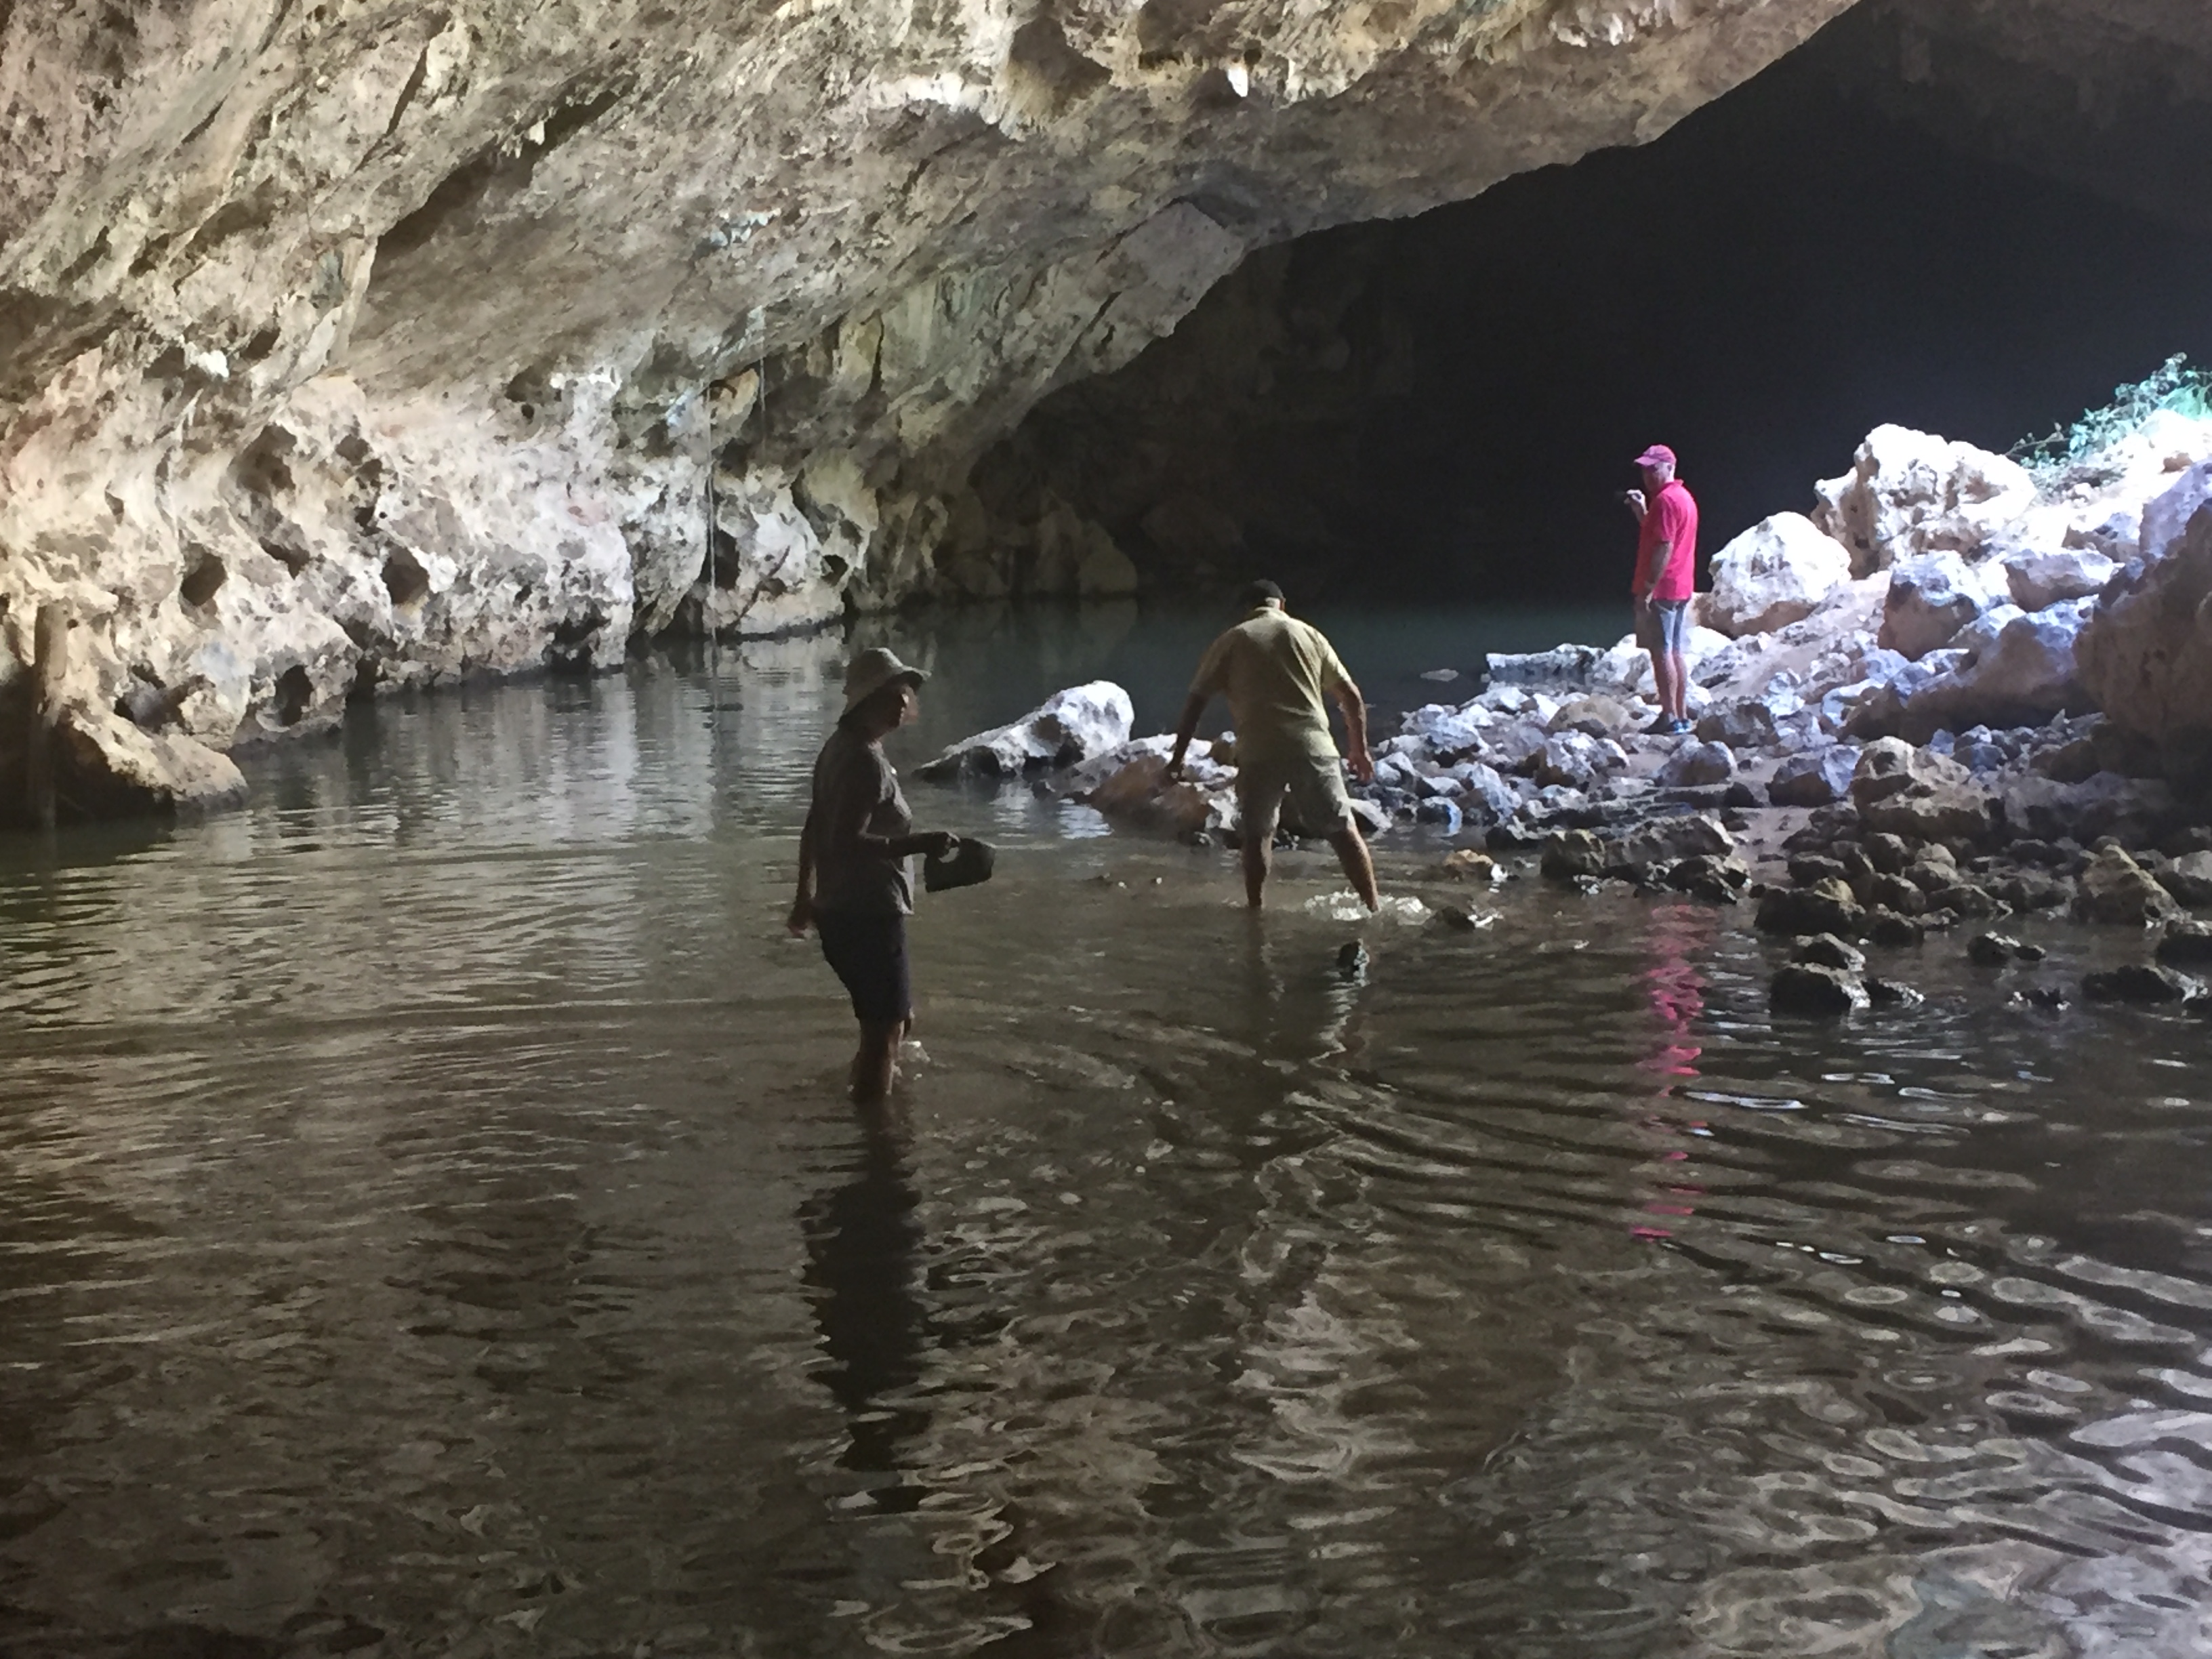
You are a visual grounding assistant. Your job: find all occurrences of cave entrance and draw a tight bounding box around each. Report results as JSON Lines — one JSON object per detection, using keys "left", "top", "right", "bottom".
{"left": 973, "top": 3, "right": 2212, "bottom": 609}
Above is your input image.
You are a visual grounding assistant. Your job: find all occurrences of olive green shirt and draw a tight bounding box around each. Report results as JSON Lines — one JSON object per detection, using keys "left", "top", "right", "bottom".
{"left": 1189, "top": 607, "right": 1351, "bottom": 762}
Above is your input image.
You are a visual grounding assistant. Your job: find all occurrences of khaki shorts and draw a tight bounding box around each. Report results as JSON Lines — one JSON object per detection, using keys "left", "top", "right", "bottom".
{"left": 1237, "top": 746, "right": 1355, "bottom": 842}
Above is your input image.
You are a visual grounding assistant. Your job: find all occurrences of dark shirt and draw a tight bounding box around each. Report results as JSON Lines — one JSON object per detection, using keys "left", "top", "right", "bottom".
{"left": 809, "top": 722, "right": 914, "bottom": 916}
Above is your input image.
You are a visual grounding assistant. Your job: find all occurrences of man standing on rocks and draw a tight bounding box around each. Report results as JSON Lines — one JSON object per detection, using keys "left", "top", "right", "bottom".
{"left": 1624, "top": 443, "right": 1700, "bottom": 735}
{"left": 1166, "top": 581, "right": 1380, "bottom": 912}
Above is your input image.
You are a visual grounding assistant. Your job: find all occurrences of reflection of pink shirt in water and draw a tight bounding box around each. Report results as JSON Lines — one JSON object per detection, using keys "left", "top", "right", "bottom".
{"left": 1633, "top": 479, "right": 1699, "bottom": 603}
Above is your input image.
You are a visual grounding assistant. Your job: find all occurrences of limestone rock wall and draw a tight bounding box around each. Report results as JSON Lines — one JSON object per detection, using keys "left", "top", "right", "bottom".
{"left": 0, "top": 0, "right": 1853, "bottom": 808}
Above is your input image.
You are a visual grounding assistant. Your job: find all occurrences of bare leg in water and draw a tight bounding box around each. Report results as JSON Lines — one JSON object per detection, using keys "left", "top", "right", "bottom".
{"left": 850, "top": 1017, "right": 912, "bottom": 1105}
{"left": 1242, "top": 825, "right": 1380, "bottom": 912}
{"left": 1328, "top": 825, "right": 1380, "bottom": 912}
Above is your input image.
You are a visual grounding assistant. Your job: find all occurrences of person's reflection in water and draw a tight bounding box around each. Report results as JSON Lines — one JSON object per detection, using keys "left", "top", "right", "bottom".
{"left": 799, "top": 1105, "right": 930, "bottom": 1510}
{"left": 1630, "top": 902, "right": 1717, "bottom": 1242}
{"left": 1239, "top": 912, "right": 1373, "bottom": 1071}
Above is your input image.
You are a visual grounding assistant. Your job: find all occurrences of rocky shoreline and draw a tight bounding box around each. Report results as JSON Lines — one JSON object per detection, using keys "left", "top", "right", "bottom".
{"left": 920, "top": 409, "right": 2212, "bottom": 1016}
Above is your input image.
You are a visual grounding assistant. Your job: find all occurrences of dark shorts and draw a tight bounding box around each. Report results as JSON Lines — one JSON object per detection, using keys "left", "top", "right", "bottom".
{"left": 817, "top": 909, "right": 912, "bottom": 1027}
{"left": 1635, "top": 596, "right": 1692, "bottom": 655}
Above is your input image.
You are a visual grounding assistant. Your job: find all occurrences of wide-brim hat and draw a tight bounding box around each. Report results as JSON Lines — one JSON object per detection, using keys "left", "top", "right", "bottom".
{"left": 842, "top": 646, "right": 928, "bottom": 712}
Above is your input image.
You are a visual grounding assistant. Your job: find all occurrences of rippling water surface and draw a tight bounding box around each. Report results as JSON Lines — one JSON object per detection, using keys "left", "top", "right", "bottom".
{"left": 5, "top": 602, "right": 2212, "bottom": 1658}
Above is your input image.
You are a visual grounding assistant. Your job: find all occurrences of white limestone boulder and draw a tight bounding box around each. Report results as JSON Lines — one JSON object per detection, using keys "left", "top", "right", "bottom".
{"left": 1897, "top": 604, "right": 2091, "bottom": 742}
{"left": 2002, "top": 546, "right": 2117, "bottom": 611}
{"left": 1706, "top": 513, "right": 1853, "bottom": 636}
{"left": 1878, "top": 552, "right": 2008, "bottom": 660}
{"left": 1814, "top": 425, "right": 2038, "bottom": 575}
{"left": 918, "top": 680, "right": 1134, "bottom": 779}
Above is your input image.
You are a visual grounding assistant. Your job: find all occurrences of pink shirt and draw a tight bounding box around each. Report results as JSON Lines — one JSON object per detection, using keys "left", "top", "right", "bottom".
{"left": 1633, "top": 479, "right": 1698, "bottom": 603}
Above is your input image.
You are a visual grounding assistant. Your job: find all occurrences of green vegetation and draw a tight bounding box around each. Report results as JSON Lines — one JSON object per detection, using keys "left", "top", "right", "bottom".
{"left": 2011, "top": 354, "right": 2212, "bottom": 487}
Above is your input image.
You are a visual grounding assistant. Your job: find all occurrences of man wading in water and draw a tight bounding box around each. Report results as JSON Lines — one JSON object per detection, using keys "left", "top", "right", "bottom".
{"left": 789, "top": 648, "right": 958, "bottom": 1105}
{"left": 1167, "top": 581, "right": 1380, "bottom": 912}
{"left": 1624, "top": 443, "right": 1700, "bottom": 735}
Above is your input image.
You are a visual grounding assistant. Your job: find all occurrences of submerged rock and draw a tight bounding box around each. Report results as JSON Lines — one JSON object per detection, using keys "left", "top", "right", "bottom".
{"left": 1793, "top": 933, "right": 1866, "bottom": 972}
{"left": 2158, "top": 851, "right": 2212, "bottom": 907}
{"left": 2156, "top": 918, "right": 2212, "bottom": 966}
{"left": 1758, "top": 879, "right": 1866, "bottom": 938}
{"left": 1771, "top": 962, "right": 1869, "bottom": 1016}
{"left": 2083, "top": 963, "right": 2195, "bottom": 1004}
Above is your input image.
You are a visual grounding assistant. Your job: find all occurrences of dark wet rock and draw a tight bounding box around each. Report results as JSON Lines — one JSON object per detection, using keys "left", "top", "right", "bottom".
{"left": 1993, "top": 872, "right": 2070, "bottom": 910}
{"left": 1665, "top": 854, "right": 1748, "bottom": 905}
{"left": 2165, "top": 825, "right": 2212, "bottom": 858}
{"left": 1347, "top": 798, "right": 1390, "bottom": 837}
{"left": 1969, "top": 933, "right": 2040, "bottom": 965}
{"left": 2005, "top": 838, "right": 2071, "bottom": 867}
{"left": 1602, "top": 812, "right": 1736, "bottom": 871}
{"left": 1930, "top": 882, "right": 2001, "bottom": 918}
{"left": 1768, "top": 745, "right": 1860, "bottom": 808}
{"left": 2027, "top": 985, "right": 2070, "bottom": 1010}
{"left": 2083, "top": 963, "right": 2195, "bottom": 1004}
{"left": 1757, "top": 879, "right": 1866, "bottom": 938}
{"left": 1790, "top": 853, "right": 1850, "bottom": 888}
{"left": 1782, "top": 804, "right": 1862, "bottom": 853}
{"left": 2072, "top": 846, "right": 2182, "bottom": 925}
{"left": 1414, "top": 798, "right": 1463, "bottom": 832}
{"left": 1868, "top": 873, "right": 1929, "bottom": 915}
{"left": 1794, "top": 933, "right": 1866, "bottom": 973}
{"left": 1904, "top": 848, "right": 1961, "bottom": 893}
{"left": 1866, "top": 977, "right": 1924, "bottom": 1007}
{"left": 1868, "top": 910, "right": 1927, "bottom": 948}
{"left": 1335, "top": 941, "right": 1370, "bottom": 981}
{"left": 2157, "top": 851, "right": 2212, "bottom": 908}
{"left": 1434, "top": 903, "right": 1484, "bottom": 930}
{"left": 1863, "top": 832, "right": 1912, "bottom": 874}
{"left": 1540, "top": 830, "right": 1605, "bottom": 882}
{"left": 2188, "top": 994, "right": 2212, "bottom": 1019}
{"left": 2156, "top": 918, "right": 2212, "bottom": 966}
{"left": 1771, "top": 963, "right": 1870, "bottom": 1017}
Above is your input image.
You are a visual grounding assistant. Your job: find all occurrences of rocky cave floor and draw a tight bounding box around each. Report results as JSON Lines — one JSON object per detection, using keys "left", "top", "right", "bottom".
{"left": 916, "top": 407, "right": 2212, "bottom": 1019}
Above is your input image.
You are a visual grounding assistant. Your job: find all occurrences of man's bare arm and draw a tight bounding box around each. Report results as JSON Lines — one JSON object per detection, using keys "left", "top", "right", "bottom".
{"left": 1332, "top": 681, "right": 1374, "bottom": 781}
{"left": 1164, "top": 691, "right": 1208, "bottom": 780}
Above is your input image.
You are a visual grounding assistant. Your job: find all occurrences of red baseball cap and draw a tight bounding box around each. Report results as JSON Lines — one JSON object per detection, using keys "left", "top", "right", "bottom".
{"left": 1634, "top": 444, "right": 1677, "bottom": 469}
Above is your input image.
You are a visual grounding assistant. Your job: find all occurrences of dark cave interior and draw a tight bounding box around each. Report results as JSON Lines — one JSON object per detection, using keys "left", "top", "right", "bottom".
{"left": 973, "top": 6, "right": 2212, "bottom": 607}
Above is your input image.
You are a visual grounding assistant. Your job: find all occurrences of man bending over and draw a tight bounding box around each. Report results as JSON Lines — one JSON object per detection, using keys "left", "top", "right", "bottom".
{"left": 1167, "top": 580, "right": 1379, "bottom": 912}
